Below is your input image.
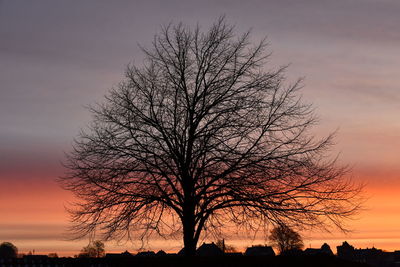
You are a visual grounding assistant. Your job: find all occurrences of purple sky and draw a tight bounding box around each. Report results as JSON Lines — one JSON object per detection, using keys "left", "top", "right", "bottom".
{"left": 1, "top": 0, "right": 400, "bottom": 255}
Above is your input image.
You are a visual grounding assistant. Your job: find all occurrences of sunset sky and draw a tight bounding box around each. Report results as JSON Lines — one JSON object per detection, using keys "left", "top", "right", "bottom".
{"left": 1, "top": 0, "right": 400, "bottom": 256}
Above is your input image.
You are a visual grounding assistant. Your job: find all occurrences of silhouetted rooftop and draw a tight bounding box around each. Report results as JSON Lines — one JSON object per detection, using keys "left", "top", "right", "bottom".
{"left": 245, "top": 245, "right": 275, "bottom": 256}
{"left": 196, "top": 242, "right": 223, "bottom": 256}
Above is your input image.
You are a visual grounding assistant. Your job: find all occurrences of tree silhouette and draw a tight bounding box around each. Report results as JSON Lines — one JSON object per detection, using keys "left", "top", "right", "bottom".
{"left": 61, "top": 18, "right": 361, "bottom": 256}
{"left": 269, "top": 224, "right": 304, "bottom": 254}
{"left": 0, "top": 242, "right": 18, "bottom": 258}
{"left": 78, "top": 240, "right": 105, "bottom": 258}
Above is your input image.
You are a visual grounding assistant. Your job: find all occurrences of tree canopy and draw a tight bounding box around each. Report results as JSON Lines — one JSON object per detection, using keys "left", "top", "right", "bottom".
{"left": 61, "top": 18, "right": 361, "bottom": 255}
{"left": 269, "top": 224, "right": 304, "bottom": 254}
{"left": 0, "top": 242, "right": 18, "bottom": 258}
{"left": 78, "top": 240, "right": 105, "bottom": 258}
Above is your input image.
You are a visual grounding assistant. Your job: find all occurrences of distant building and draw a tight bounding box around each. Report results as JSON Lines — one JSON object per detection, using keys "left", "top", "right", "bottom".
{"left": 136, "top": 251, "right": 156, "bottom": 257}
{"left": 304, "top": 243, "right": 333, "bottom": 256}
{"left": 303, "top": 248, "right": 320, "bottom": 255}
{"left": 0, "top": 255, "right": 60, "bottom": 266}
{"left": 106, "top": 250, "right": 133, "bottom": 258}
{"left": 337, "top": 241, "right": 396, "bottom": 267}
{"left": 23, "top": 255, "right": 49, "bottom": 261}
{"left": 245, "top": 245, "right": 275, "bottom": 256}
{"left": 156, "top": 250, "right": 167, "bottom": 256}
{"left": 337, "top": 241, "right": 355, "bottom": 260}
{"left": 281, "top": 248, "right": 303, "bottom": 256}
{"left": 321, "top": 243, "right": 334, "bottom": 256}
{"left": 196, "top": 242, "right": 224, "bottom": 256}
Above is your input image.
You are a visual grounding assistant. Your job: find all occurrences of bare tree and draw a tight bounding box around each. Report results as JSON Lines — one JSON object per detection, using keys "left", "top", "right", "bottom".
{"left": 60, "top": 18, "right": 361, "bottom": 256}
{"left": 269, "top": 224, "right": 303, "bottom": 254}
{"left": 78, "top": 240, "right": 105, "bottom": 258}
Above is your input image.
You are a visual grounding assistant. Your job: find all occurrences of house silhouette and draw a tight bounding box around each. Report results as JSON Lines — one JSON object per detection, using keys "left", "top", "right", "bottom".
{"left": 304, "top": 243, "right": 333, "bottom": 256}
{"left": 196, "top": 242, "right": 224, "bottom": 256}
{"left": 245, "top": 245, "right": 275, "bottom": 256}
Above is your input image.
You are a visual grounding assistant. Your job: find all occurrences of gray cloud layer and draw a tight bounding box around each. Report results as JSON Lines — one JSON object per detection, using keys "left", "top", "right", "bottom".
{"left": 1, "top": 0, "right": 399, "bottom": 175}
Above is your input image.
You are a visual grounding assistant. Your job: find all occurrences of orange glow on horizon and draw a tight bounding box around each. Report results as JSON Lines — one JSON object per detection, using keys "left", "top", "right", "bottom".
{"left": 1, "top": 170, "right": 400, "bottom": 256}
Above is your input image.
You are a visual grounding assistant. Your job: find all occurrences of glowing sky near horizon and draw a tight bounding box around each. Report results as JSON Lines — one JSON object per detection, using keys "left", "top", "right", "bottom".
{"left": 1, "top": 0, "right": 400, "bottom": 256}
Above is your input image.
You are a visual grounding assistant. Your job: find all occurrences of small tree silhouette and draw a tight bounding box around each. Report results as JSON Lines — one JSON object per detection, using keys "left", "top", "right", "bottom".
{"left": 269, "top": 225, "right": 304, "bottom": 254}
{"left": 78, "top": 240, "right": 105, "bottom": 258}
{"left": 0, "top": 242, "right": 18, "bottom": 258}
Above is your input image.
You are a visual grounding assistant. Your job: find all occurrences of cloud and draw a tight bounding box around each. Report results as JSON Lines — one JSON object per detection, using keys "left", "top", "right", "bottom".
{"left": 0, "top": 223, "right": 66, "bottom": 241}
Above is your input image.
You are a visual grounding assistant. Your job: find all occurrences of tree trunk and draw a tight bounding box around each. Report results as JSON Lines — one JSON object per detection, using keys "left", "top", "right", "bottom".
{"left": 183, "top": 227, "right": 196, "bottom": 256}
{"left": 182, "top": 199, "right": 197, "bottom": 256}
